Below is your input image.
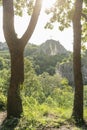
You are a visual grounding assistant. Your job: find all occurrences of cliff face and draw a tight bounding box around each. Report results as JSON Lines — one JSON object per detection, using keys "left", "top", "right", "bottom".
{"left": 56, "top": 61, "right": 87, "bottom": 86}
{"left": 56, "top": 61, "right": 74, "bottom": 85}
{"left": 38, "top": 39, "right": 67, "bottom": 56}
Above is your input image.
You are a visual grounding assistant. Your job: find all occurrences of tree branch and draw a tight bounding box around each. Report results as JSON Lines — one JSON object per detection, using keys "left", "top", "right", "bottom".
{"left": 20, "top": 0, "right": 43, "bottom": 47}
{"left": 3, "top": 0, "right": 17, "bottom": 45}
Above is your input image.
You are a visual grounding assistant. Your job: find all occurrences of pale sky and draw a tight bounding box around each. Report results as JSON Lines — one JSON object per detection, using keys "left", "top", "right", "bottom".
{"left": 0, "top": 1, "right": 73, "bottom": 51}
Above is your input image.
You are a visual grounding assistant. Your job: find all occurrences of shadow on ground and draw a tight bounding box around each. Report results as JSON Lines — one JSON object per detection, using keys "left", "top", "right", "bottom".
{"left": 39, "top": 118, "right": 87, "bottom": 130}
{"left": 0, "top": 117, "right": 19, "bottom": 130}
{"left": 0, "top": 117, "right": 87, "bottom": 130}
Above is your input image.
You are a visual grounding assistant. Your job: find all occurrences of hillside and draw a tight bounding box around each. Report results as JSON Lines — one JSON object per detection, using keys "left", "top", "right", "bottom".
{"left": 25, "top": 39, "right": 70, "bottom": 75}
{"left": 0, "top": 40, "right": 70, "bottom": 75}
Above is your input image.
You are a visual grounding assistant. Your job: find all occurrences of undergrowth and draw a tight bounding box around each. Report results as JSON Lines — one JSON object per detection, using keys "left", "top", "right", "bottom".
{"left": 0, "top": 85, "right": 87, "bottom": 130}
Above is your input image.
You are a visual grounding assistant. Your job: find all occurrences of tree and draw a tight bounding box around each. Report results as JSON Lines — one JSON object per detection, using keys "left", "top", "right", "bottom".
{"left": 72, "top": 0, "right": 84, "bottom": 123}
{"left": 2, "top": 0, "right": 43, "bottom": 118}
{"left": 45, "top": 0, "right": 86, "bottom": 122}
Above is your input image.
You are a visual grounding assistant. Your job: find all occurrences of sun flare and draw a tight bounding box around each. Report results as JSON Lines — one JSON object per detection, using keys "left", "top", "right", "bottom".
{"left": 42, "top": 0, "right": 56, "bottom": 9}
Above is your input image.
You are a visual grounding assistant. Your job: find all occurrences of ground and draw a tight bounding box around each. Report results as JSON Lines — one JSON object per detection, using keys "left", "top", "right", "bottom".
{"left": 0, "top": 111, "right": 7, "bottom": 125}
{"left": 0, "top": 112, "right": 87, "bottom": 130}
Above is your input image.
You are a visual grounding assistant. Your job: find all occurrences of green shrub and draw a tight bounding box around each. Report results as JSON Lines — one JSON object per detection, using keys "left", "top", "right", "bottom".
{"left": 0, "top": 92, "right": 6, "bottom": 110}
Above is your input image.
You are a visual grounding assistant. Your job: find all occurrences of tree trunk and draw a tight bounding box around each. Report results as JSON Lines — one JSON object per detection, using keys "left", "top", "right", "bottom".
{"left": 72, "top": 0, "right": 84, "bottom": 123}
{"left": 2, "top": 0, "right": 43, "bottom": 118}
{"left": 7, "top": 47, "right": 24, "bottom": 118}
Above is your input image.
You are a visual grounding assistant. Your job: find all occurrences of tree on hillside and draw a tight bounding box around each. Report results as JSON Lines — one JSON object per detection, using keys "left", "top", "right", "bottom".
{"left": 72, "top": 0, "right": 84, "bottom": 122}
{"left": 2, "top": 0, "right": 43, "bottom": 118}
{"left": 45, "top": 0, "right": 86, "bottom": 122}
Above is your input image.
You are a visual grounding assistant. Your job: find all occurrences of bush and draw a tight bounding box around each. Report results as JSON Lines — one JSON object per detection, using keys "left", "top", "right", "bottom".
{"left": 0, "top": 92, "right": 6, "bottom": 110}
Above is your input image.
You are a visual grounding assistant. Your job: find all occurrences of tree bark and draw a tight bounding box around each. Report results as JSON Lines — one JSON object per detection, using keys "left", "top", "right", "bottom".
{"left": 7, "top": 47, "right": 24, "bottom": 118}
{"left": 72, "top": 0, "right": 84, "bottom": 123}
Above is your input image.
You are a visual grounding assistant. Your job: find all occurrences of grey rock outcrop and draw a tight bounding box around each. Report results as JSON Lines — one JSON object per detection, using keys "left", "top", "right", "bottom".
{"left": 56, "top": 61, "right": 74, "bottom": 85}
{"left": 38, "top": 39, "right": 67, "bottom": 56}
{"left": 56, "top": 61, "right": 87, "bottom": 86}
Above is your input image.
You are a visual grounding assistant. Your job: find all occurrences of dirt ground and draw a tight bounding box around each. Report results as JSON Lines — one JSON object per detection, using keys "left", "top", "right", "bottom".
{"left": 0, "top": 111, "right": 7, "bottom": 125}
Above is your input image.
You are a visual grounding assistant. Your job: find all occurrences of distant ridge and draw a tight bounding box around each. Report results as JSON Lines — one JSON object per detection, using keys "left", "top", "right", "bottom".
{"left": 0, "top": 39, "right": 68, "bottom": 56}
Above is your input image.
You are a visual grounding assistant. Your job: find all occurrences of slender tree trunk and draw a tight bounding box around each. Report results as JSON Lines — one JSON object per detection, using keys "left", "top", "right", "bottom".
{"left": 72, "top": 0, "right": 84, "bottom": 123}
{"left": 7, "top": 47, "right": 24, "bottom": 118}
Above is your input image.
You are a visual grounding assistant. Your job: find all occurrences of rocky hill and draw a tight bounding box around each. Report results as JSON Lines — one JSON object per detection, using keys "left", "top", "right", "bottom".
{"left": 25, "top": 39, "right": 68, "bottom": 56}
{"left": 38, "top": 39, "right": 67, "bottom": 56}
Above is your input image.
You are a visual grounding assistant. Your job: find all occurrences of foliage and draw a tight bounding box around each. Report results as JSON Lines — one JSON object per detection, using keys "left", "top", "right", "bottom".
{"left": 33, "top": 53, "right": 69, "bottom": 75}
{"left": 38, "top": 72, "right": 63, "bottom": 97}
{"left": 14, "top": 95, "right": 73, "bottom": 130}
{"left": 45, "top": 0, "right": 74, "bottom": 30}
{"left": 14, "top": 0, "right": 34, "bottom": 16}
{"left": 0, "top": 92, "right": 6, "bottom": 111}
{"left": 0, "top": 0, "right": 87, "bottom": 127}
{"left": 0, "top": 42, "right": 70, "bottom": 75}
{"left": 0, "top": 51, "right": 87, "bottom": 129}
{"left": 0, "top": 55, "right": 10, "bottom": 95}
{"left": 45, "top": 0, "right": 87, "bottom": 44}
{"left": 0, "top": 55, "right": 10, "bottom": 70}
{"left": 24, "top": 44, "right": 38, "bottom": 57}
{"left": 23, "top": 58, "right": 45, "bottom": 103}
{"left": 0, "top": 69, "right": 10, "bottom": 95}
{"left": 84, "top": 86, "right": 87, "bottom": 107}
{"left": 24, "top": 43, "right": 70, "bottom": 75}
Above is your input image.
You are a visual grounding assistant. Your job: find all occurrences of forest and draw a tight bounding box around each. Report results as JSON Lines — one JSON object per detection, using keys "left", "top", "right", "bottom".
{"left": 0, "top": 0, "right": 87, "bottom": 130}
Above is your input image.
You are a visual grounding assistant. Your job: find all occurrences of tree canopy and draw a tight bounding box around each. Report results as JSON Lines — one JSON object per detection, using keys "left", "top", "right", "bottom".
{"left": 45, "top": 0, "right": 87, "bottom": 43}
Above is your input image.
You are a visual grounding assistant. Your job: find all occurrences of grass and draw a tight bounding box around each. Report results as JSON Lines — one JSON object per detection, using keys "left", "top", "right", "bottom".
{"left": 0, "top": 86, "right": 87, "bottom": 130}
{"left": 1, "top": 105, "right": 86, "bottom": 130}
{"left": 0, "top": 105, "right": 87, "bottom": 130}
